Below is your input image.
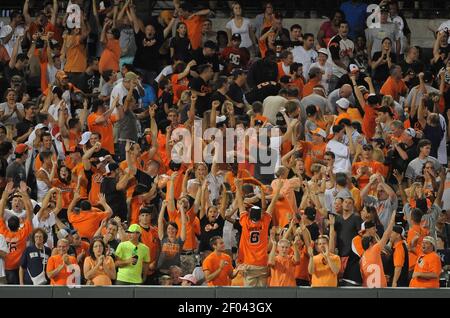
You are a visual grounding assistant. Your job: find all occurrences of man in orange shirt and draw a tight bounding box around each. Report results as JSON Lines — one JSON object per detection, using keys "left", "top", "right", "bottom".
{"left": 0, "top": 182, "right": 33, "bottom": 284}
{"left": 352, "top": 144, "right": 387, "bottom": 190}
{"left": 410, "top": 236, "right": 442, "bottom": 288}
{"left": 407, "top": 208, "right": 429, "bottom": 272}
{"left": 203, "top": 236, "right": 243, "bottom": 286}
{"left": 177, "top": 2, "right": 211, "bottom": 50}
{"left": 277, "top": 50, "right": 294, "bottom": 80}
{"left": 380, "top": 65, "right": 408, "bottom": 102}
{"left": 388, "top": 225, "right": 410, "bottom": 287}
{"left": 235, "top": 178, "right": 282, "bottom": 287}
{"left": 87, "top": 97, "right": 123, "bottom": 155}
{"left": 302, "top": 67, "right": 323, "bottom": 97}
{"left": 268, "top": 238, "right": 300, "bottom": 287}
{"left": 46, "top": 238, "right": 79, "bottom": 286}
{"left": 99, "top": 22, "right": 121, "bottom": 74}
{"left": 67, "top": 191, "right": 113, "bottom": 241}
{"left": 308, "top": 235, "right": 341, "bottom": 287}
{"left": 299, "top": 127, "right": 327, "bottom": 177}
{"left": 360, "top": 212, "right": 395, "bottom": 288}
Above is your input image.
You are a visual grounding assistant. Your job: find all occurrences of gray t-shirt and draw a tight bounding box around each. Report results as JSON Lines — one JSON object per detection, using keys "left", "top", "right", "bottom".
{"left": 365, "top": 22, "right": 400, "bottom": 58}
{"left": 0, "top": 102, "right": 24, "bottom": 126}
{"left": 117, "top": 110, "right": 139, "bottom": 142}
{"left": 100, "top": 82, "right": 114, "bottom": 98}
{"left": 157, "top": 237, "right": 184, "bottom": 272}
{"left": 5, "top": 161, "right": 26, "bottom": 184}
{"left": 405, "top": 85, "right": 439, "bottom": 108}
{"left": 405, "top": 156, "right": 441, "bottom": 182}
{"left": 119, "top": 27, "right": 137, "bottom": 58}
{"left": 364, "top": 195, "right": 398, "bottom": 230}
{"left": 299, "top": 94, "right": 329, "bottom": 123}
{"left": 327, "top": 89, "right": 356, "bottom": 115}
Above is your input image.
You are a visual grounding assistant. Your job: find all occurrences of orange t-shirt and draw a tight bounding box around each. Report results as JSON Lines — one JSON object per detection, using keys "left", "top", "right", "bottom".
{"left": 360, "top": 242, "right": 387, "bottom": 288}
{"left": 352, "top": 160, "right": 387, "bottom": 190}
{"left": 238, "top": 212, "right": 271, "bottom": 266}
{"left": 334, "top": 112, "right": 352, "bottom": 126}
{"left": 302, "top": 78, "right": 321, "bottom": 97}
{"left": 407, "top": 224, "right": 429, "bottom": 271}
{"left": 289, "top": 78, "right": 304, "bottom": 98}
{"left": 270, "top": 178, "right": 300, "bottom": 228}
{"left": 380, "top": 76, "right": 407, "bottom": 102}
{"left": 362, "top": 104, "right": 378, "bottom": 140}
{"left": 171, "top": 74, "right": 190, "bottom": 104}
{"left": 129, "top": 196, "right": 145, "bottom": 225}
{"left": 83, "top": 256, "right": 115, "bottom": 286}
{"left": 269, "top": 254, "right": 299, "bottom": 287}
{"left": 393, "top": 240, "right": 407, "bottom": 268}
{"left": 168, "top": 207, "right": 198, "bottom": 251}
{"left": 34, "top": 152, "right": 57, "bottom": 172}
{"left": 139, "top": 225, "right": 160, "bottom": 267}
{"left": 52, "top": 179, "right": 77, "bottom": 209}
{"left": 87, "top": 113, "right": 118, "bottom": 155}
{"left": 294, "top": 246, "right": 310, "bottom": 282}
{"left": 180, "top": 15, "right": 204, "bottom": 50}
{"left": 277, "top": 62, "right": 289, "bottom": 80}
{"left": 99, "top": 39, "right": 121, "bottom": 74}
{"left": 85, "top": 168, "right": 103, "bottom": 206}
{"left": 68, "top": 130, "right": 81, "bottom": 152}
{"left": 409, "top": 252, "right": 442, "bottom": 288}
{"left": 68, "top": 208, "right": 109, "bottom": 240}
{"left": 64, "top": 34, "right": 87, "bottom": 73}
{"left": 0, "top": 219, "right": 32, "bottom": 270}
{"left": 71, "top": 163, "right": 88, "bottom": 199}
{"left": 75, "top": 241, "right": 90, "bottom": 258}
{"left": 202, "top": 251, "right": 234, "bottom": 286}
{"left": 299, "top": 141, "right": 327, "bottom": 178}
{"left": 46, "top": 254, "right": 78, "bottom": 286}
{"left": 347, "top": 107, "right": 363, "bottom": 123}
{"left": 311, "top": 254, "right": 340, "bottom": 287}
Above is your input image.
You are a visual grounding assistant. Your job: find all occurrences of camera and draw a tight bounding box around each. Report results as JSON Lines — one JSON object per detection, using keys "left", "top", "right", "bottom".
{"left": 35, "top": 38, "right": 45, "bottom": 49}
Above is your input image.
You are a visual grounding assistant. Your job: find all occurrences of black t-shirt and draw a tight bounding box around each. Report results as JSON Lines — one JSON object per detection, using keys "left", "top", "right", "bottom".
{"left": 336, "top": 73, "right": 368, "bottom": 91}
{"left": 107, "top": 238, "right": 121, "bottom": 259}
{"left": 371, "top": 52, "right": 397, "bottom": 82}
{"left": 169, "top": 36, "right": 192, "bottom": 62}
{"left": 134, "top": 169, "right": 156, "bottom": 193}
{"left": 191, "top": 48, "right": 220, "bottom": 73}
{"left": 133, "top": 31, "right": 162, "bottom": 72}
{"left": 423, "top": 123, "right": 445, "bottom": 158}
{"left": 20, "top": 245, "right": 52, "bottom": 285}
{"left": 15, "top": 118, "right": 35, "bottom": 140}
{"left": 385, "top": 141, "right": 419, "bottom": 177}
{"left": 100, "top": 177, "right": 128, "bottom": 220}
{"left": 247, "top": 59, "right": 278, "bottom": 88}
{"left": 307, "top": 222, "right": 320, "bottom": 241}
{"left": 189, "top": 77, "right": 212, "bottom": 116}
{"left": 334, "top": 213, "right": 362, "bottom": 257}
{"left": 245, "top": 81, "right": 282, "bottom": 104}
{"left": 399, "top": 59, "right": 424, "bottom": 88}
{"left": 199, "top": 215, "right": 225, "bottom": 252}
{"left": 228, "top": 82, "right": 245, "bottom": 116}
{"left": 209, "top": 91, "right": 227, "bottom": 108}
{"left": 4, "top": 65, "right": 25, "bottom": 83}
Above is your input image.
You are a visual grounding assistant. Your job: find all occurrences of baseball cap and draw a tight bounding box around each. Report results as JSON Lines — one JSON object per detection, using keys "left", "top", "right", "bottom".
{"left": 204, "top": 40, "right": 217, "bottom": 50}
{"left": 179, "top": 274, "right": 197, "bottom": 285}
{"left": 336, "top": 189, "right": 352, "bottom": 200}
{"left": 304, "top": 207, "right": 316, "bottom": 221}
{"left": 361, "top": 221, "right": 376, "bottom": 231}
{"left": 311, "top": 127, "right": 327, "bottom": 138}
{"left": 126, "top": 224, "right": 142, "bottom": 234}
{"left": 216, "top": 115, "right": 227, "bottom": 124}
{"left": 231, "top": 33, "right": 242, "bottom": 41}
{"left": 318, "top": 48, "right": 329, "bottom": 57}
{"left": 35, "top": 123, "right": 47, "bottom": 131}
{"left": 367, "top": 94, "right": 381, "bottom": 105}
{"left": 423, "top": 236, "right": 436, "bottom": 250}
{"left": 14, "top": 143, "right": 30, "bottom": 154}
{"left": 124, "top": 71, "right": 138, "bottom": 81}
{"left": 405, "top": 128, "right": 416, "bottom": 138}
{"left": 349, "top": 64, "right": 359, "bottom": 73}
{"left": 79, "top": 131, "right": 92, "bottom": 145}
{"left": 336, "top": 98, "right": 350, "bottom": 110}
{"left": 105, "top": 162, "right": 119, "bottom": 174}
{"left": 380, "top": 5, "right": 389, "bottom": 12}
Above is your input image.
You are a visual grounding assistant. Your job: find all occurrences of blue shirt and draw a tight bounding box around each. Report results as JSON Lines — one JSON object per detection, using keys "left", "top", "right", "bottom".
{"left": 340, "top": 1, "right": 368, "bottom": 40}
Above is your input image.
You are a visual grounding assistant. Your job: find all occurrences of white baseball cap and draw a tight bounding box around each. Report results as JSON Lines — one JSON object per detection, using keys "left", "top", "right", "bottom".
{"left": 336, "top": 98, "right": 350, "bottom": 110}
{"left": 318, "top": 48, "right": 329, "bottom": 56}
{"left": 349, "top": 64, "right": 359, "bottom": 73}
{"left": 79, "top": 131, "right": 92, "bottom": 145}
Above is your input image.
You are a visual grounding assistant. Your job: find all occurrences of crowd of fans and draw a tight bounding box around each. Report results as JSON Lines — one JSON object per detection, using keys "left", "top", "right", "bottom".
{"left": 0, "top": 0, "right": 449, "bottom": 289}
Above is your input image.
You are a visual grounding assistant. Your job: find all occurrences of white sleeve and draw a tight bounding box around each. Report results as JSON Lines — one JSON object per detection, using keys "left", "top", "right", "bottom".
{"left": 0, "top": 235, "right": 7, "bottom": 253}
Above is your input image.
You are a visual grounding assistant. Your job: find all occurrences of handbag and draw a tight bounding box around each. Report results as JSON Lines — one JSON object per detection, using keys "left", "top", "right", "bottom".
{"left": 27, "top": 248, "right": 48, "bottom": 285}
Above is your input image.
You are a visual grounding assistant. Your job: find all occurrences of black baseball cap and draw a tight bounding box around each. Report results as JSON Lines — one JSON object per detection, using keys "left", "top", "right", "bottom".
{"left": 231, "top": 33, "right": 242, "bottom": 41}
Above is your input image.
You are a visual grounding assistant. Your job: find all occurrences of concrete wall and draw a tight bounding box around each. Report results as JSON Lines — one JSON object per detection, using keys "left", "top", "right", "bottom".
{"left": 1, "top": 286, "right": 450, "bottom": 298}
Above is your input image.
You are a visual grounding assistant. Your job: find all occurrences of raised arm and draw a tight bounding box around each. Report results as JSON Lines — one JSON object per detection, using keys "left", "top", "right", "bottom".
{"left": 379, "top": 210, "right": 396, "bottom": 250}
{"left": 179, "top": 205, "right": 187, "bottom": 242}
{"left": 234, "top": 178, "right": 246, "bottom": 216}
{"left": 158, "top": 200, "right": 167, "bottom": 240}
{"left": 82, "top": 142, "right": 102, "bottom": 171}
{"left": 23, "top": 0, "right": 32, "bottom": 26}
{"left": 266, "top": 181, "right": 283, "bottom": 216}
{"left": 0, "top": 182, "right": 15, "bottom": 219}
{"left": 98, "top": 193, "right": 113, "bottom": 219}
{"left": 9, "top": 35, "right": 24, "bottom": 69}
{"left": 167, "top": 172, "right": 179, "bottom": 212}
{"left": 393, "top": 170, "right": 407, "bottom": 206}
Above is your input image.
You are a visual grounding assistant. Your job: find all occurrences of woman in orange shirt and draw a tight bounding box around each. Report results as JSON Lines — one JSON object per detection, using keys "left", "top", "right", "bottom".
{"left": 99, "top": 21, "right": 121, "bottom": 74}
{"left": 52, "top": 165, "right": 77, "bottom": 221}
{"left": 171, "top": 60, "right": 196, "bottom": 104}
{"left": 83, "top": 238, "right": 116, "bottom": 286}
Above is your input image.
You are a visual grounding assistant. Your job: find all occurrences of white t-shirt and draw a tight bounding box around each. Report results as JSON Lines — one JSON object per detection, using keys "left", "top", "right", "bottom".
{"left": 4, "top": 209, "right": 27, "bottom": 224}
{"left": 155, "top": 65, "right": 174, "bottom": 83}
{"left": 0, "top": 234, "right": 7, "bottom": 278}
{"left": 292, "top": 46, "right": 318, "bottom": 81}
{"left": 47, "top": 64, "right": 59, "bottom": 86}
{"left": 438, "top": 21, "right": 450, "bottom": 44}
{"left": 438, "top": 114, "right": 448, "bottom": 165}
{"left": 226, "top": 18, "right": 253, "bottom": 48}
{"left": 0, "top": 24, "right": 25, "bottom": 57}
{"left": 0, "top": 102, "right": 24, "bottom": 126}
{"left": 110, "top": 82, "right": 128, "bottom": 108}
{"left": 326, "top": 139, "right": 351, "bottom": 174}
{"left": 33, "top": 212, "right": 56, "bottom": 249}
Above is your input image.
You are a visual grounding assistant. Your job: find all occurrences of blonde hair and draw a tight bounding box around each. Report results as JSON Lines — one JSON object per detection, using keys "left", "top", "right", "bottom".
{"left": 381, "top": 95, "right": 395, "bottom": 108}
{"left": 310, "top": 163, "right": 325, "bottom": 174}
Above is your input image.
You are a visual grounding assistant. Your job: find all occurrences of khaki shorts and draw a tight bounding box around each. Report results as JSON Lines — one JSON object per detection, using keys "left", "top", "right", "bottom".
{"left": 242, "top": 265, "right": 268, "bottom": 287}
